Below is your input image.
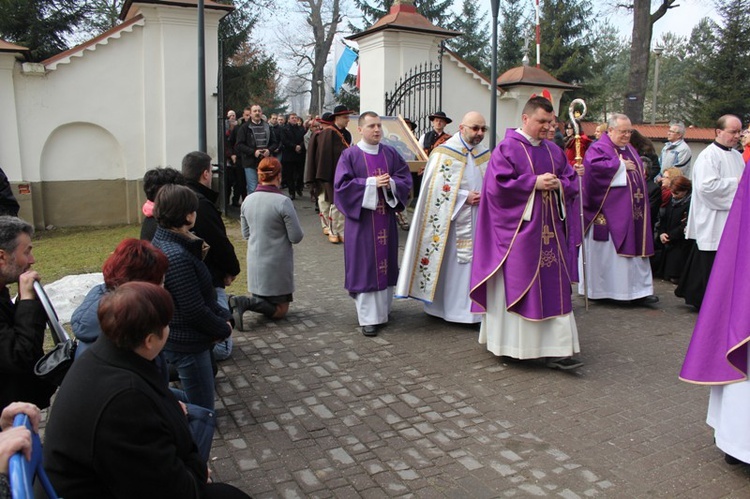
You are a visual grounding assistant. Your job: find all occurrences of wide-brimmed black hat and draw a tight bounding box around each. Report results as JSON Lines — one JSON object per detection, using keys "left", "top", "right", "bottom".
{"left": 403, "top": 118, "right": 418, "bottom": 132}
{"left": 332, "top": 105, "right": 355, "bottom": 116}
{"left": 316, "top": 112, "right": 334, "bottom": 125}
{"left": 428, "top": 111, "right": 452, "bottom": 124}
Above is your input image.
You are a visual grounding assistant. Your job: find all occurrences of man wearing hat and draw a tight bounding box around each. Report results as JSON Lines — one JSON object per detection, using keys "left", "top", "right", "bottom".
{"left": 305, "top": 105, "right": 354, "bottom": 244}
{"left": 418, "top": 111, "right": 453, "bottom": 157}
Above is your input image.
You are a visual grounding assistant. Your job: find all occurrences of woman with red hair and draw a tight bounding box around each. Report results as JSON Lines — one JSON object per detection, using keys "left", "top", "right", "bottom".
{"left": 72, "top": 238, "right": 169, "bottom": 358}
{"left": 233, "top": 157, "right": 303, "bottom": 329}
{"left": 46, "top": 282, "right": 250, "bottom": 498}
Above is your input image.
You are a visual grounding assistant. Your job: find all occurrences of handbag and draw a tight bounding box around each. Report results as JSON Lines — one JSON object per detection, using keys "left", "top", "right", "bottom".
{"left": 34, "top": 339, "right": 77, "bottom": 386}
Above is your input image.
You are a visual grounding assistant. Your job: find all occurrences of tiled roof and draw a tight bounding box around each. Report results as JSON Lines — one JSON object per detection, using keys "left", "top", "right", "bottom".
{"left": 0, "top": 39, "right": 29, "bottom": 54}
{"left": 348, "top": 1, "right": 460, "bottom": 41}
{"left": 497, "top": 65, "right": 578, "bottom": 90}
{"left": 580, "top": 122, "right": 715, "bottom": 143}
{"left": 120, "top": 0, "right": 233, "bottom": 21}
{"left": 42, "top": 15, "right": 145, "bottom": 70}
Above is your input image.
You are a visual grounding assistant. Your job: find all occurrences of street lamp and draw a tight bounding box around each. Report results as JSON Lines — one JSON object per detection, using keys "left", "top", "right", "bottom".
{"left": 489, "top": 0, "right": 500, "bottom": 150}
{"left": 317, "top": 80, "right": 323, "bottom": 116}
{"left": 651, "top": 45, "right": 664, "bottom": 125}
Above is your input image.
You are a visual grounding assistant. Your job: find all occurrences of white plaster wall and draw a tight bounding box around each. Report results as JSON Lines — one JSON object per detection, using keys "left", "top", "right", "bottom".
{"left": 0, "top": 55, "right": 24, "bottom": 180}
{"left": 10, "top": 3, "right": 223, "bottom": 185}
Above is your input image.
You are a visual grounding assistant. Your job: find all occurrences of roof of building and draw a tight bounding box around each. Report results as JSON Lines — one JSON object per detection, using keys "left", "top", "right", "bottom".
{"left": 0, "top": 39, "right": 29, "bottom": 54}
{"left": 444, "top": 49, "right": 496, "bottom": 92}
{"left": 120, "top": 0, "right": 233, "bottom": 21}
{"left": 497, "top": 65, "right": 578, "bottom": 90}
{"left": 42, "top": 14, "right": 145, "bottom": 69}
{"left": 580, "top": 122, "right": 716, "bottom": 143}
{"left": 348, "top": 1, "right": 460, "bottom": 41}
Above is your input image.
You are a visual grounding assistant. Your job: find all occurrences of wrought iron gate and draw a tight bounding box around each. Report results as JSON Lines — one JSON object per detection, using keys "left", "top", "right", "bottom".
{"left": 384, "top": 58, "right": 442, "bottom": 137}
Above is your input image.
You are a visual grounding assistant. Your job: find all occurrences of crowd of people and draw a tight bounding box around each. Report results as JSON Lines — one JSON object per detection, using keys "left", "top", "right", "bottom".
{"left": 2, "top": 99, "right": 750, "bottom": 495}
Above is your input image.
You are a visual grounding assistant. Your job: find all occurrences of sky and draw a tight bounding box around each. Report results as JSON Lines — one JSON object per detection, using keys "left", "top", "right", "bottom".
{"left": 254, "top": 0, "right": 721, "bottom": 107}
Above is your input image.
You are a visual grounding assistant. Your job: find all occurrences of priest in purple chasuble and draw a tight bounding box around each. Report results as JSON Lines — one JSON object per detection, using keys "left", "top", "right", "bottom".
{"left": 469, "top": 97, "right": 582, "bottom": 370}
{"left": 396, "top": 112, "right": 490, "bottom": 324}
{"left": 578, "top": 113, "right": 657, "bottom": 304}
{"left": 679, "top": 168, "right": 750, "bottom": 466}
{"left": 334, "top": 112, "right": 412, "bottom": 337}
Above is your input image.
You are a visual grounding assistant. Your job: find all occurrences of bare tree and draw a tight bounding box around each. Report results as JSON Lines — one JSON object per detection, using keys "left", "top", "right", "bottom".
{"left": 280, "top": 0, "right": 344, "bottom": 116}
{"left": 621, "top": 0, "right": 679, "bottom": 123}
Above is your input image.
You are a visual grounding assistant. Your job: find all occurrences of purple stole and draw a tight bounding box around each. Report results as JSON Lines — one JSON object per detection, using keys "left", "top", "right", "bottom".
{"left": 362, "top": 149, "right": 392, "bottom": 291}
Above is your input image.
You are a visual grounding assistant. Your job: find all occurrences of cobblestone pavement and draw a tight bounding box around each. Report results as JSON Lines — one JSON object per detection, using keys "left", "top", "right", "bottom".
{"left": 213, "top": 198, "right": 750, "bottom": 498}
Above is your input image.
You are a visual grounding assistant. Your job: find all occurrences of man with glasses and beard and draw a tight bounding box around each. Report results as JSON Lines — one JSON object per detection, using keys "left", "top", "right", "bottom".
{"left": 397, "top": 112, "right": 490, "bottom": 326}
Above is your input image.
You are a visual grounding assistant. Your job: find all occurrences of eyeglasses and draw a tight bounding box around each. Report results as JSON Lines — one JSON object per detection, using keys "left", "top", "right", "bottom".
{"left": 462, "top": 125, "right": 488, "bottom": 133}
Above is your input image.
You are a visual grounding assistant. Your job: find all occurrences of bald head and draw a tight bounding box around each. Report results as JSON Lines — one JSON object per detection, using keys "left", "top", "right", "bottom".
{"left": 459, "top": 112, "right": 487, "bottom": 146}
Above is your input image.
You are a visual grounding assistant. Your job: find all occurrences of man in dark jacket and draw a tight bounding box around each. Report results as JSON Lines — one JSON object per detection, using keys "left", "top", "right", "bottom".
{"left": 281, "top": 113, "right": 307, "bottom": 199}
{"left": 235, "top": 104, "right": 279, "bottom": 194}
{"left": 182, "top": 152, "right": 241, "bottom": 360}
{"left": 0, "top": 216, "right": 55, "bottom": 409}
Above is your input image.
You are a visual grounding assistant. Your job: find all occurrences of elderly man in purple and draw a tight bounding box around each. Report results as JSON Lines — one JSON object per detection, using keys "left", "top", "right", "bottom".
{"left": 334, "top": 112, "right": 412, "bottom": 337}
{"left": 579, "top": 113, "right": 657, "bottom": 305}
{"left": 470, "top": 97, "right": 582, "bottom": 370}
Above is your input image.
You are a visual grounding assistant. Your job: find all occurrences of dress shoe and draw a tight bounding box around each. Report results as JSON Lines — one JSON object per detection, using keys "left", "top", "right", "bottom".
{"left": 546, "top": 357, "right": 583, "bottom": 370}
{"left": 725, "top": 453, "right": 743, "bottom": 465}
{"left": 361, "top": 325, "right": 378, "bottom": 336}
{"left": 631, "top": 295, "right": 659, "bottom": 305}
{"left": 328, "top": 234, "right": 340, "bottom": 244}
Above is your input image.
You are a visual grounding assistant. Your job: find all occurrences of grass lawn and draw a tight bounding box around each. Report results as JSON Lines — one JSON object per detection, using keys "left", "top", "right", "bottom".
{"left": 30, "top": 217, "right": 249, "bottom": 297}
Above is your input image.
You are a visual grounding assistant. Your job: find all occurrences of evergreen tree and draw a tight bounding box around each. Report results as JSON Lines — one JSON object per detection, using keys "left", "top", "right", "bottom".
{"left": 223, "top": 42, "right": 283, "bottom": 114}
{"left": 0, "top": 0, "right": 90, "bottom": 61}
{"left": 448, "top": 0, "right": 489, "bottom": 74}
{"left": 349, "top": 0, "right": 455, "bottom": 32}
{"left": 538, "top": 0, "right": 593, "bottom": 86}
{"left": 583, "top": 21, "right": 629, "bottom": 121}
{"left": 689, "top": 1, "right": 750, "bottom": 126}
{"left": 643, "top": 32, "right": 692, "bottom": 124}
{"left": 496, "top": 0, "right": 528, "bottom": 74}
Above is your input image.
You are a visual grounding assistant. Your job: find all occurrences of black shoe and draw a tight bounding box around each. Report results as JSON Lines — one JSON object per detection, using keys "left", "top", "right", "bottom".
{"left": 361, "top": 325, "right": 378, "bottom": 337}
{"left": 725, "top": 453, "right": 743, "bottom": 465}
{"left": 631, "top": 295, "right": 659, "bottom": 305}
{"left": 546, "top": 357, "right": 583, "bottom": 370}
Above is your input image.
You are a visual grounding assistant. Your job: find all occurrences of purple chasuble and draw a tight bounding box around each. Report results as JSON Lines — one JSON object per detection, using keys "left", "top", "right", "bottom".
{"left": 680, "top": 169, "right": 750, "bottom": 384}
{"left": 334, "top": 144, "right": 412, "bottom": 295}
{"left": 582, "top": 133, "right": 654, "bottom": 257}
{"left": 470, "top": 129, "right": 579, "bottom": 320}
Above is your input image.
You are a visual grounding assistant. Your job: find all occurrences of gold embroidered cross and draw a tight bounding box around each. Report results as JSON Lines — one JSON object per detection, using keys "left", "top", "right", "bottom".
{"left": 379, "top": 259, "right": 388, "bottom": 275}
{"left": 542, "top": 225, "right": 555, "bottom": 245}
{"left": 377, "top": 229, "right": 388, "bottom": 245}
{"left": 376, "top": 202, "right": 386, "bottom": 215}
{"left": 633, "top": 188, "right": 644, "bottom": 202}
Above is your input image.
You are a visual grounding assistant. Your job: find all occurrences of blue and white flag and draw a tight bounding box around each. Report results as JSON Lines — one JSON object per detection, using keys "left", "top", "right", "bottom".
{"left": 334, "top": 39, "right": 358, "bottom": 93}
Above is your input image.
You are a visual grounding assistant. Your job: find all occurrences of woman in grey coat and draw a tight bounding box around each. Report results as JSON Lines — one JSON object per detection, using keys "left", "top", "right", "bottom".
{"left": 233, "top": 157, "right": 303, "bottom": 329}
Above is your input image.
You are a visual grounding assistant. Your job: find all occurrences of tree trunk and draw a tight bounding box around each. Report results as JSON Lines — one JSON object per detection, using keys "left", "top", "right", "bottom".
{"left": 623, "top": 0, "right": 652, "bottom": 123}
{"left": 623, "top": 0, "right": 677, "bottom": 123}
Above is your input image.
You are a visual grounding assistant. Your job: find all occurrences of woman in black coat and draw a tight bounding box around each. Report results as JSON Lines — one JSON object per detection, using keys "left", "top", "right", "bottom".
{"left": 653, "top": 176, "right": 692, "bottom": 283}
{"left": 43, "top": 282, "right": 248, "bottom": 499}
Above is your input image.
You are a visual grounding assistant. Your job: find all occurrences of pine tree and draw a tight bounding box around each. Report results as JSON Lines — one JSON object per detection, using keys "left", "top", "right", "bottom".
{"left": 349, "top": 0, "right": 455, "bottom": 32}
{"left": 496, "top": 0, "right": 528, "bottom": 74}
{"left": 689, "top": 1, "right": 750, "bottom": 126}
{"left": 584, "top": 21, "right": 629, "bottom": 121}
{"left": 448, "top": 0, "right": 489, "bottom": 74}
{"left": 538, "top": 0, "right": 593, "bottom": 86}
{"left": 0, "top": 0, "right": 90, "bottom": 61}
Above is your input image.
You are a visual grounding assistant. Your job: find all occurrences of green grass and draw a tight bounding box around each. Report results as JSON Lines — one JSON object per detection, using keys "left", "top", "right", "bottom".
{"left": 30, "top": 218, "right": 248, "bottom": 296}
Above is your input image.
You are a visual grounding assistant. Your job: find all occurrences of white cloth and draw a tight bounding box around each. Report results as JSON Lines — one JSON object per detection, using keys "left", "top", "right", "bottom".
{"left": 660, "top": 138, "right": 693, "bottom": 178}
{"left": 685, "top": 143, "right": 745, "bottom": 251}
{"left": 479, "top": 270, "right": 580, "bottom": 359}
{"left": 396, "top": 134, "right": 488, "bottom": 323}
{"left": 707, "top": 348, "right": 750, "bottom": 463}
{"left": 354, "top": 288, "right": 393, "bottom": 326}
{"left": 577, "top": 230, "right": 653, "bottom": 300}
